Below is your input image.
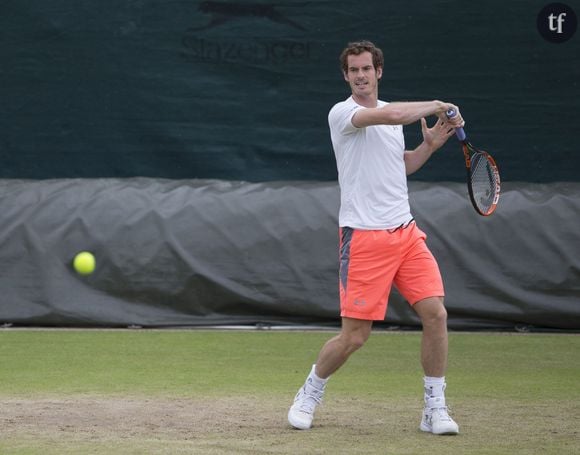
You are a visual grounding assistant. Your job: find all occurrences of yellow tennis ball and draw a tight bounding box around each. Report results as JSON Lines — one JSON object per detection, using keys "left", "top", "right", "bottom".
{"left": 73, "top": 251, "right": 96, "bottom": 275}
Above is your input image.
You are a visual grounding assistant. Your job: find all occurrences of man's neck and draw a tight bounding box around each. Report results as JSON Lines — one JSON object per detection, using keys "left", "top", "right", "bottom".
{"left": 352, "top": 92, "right": 378, "bottom": 108}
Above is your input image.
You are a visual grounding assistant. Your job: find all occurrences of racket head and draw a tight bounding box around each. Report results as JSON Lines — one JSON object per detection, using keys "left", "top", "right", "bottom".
{"left": 463, "top": 143, "right": 501, "bottom": 216}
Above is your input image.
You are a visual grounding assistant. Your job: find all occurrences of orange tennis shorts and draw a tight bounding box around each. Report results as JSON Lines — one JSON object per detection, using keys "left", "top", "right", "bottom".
{"left": 339, "top": 222, "right": 444, "bottom": 321}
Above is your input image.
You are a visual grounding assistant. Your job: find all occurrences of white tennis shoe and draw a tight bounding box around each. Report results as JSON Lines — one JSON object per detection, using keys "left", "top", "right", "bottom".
{"left": 288, "top": 379, "right": 325, "bottom": 430}
{"left": 420, "top": 397, "right": 459, "bottom": 435}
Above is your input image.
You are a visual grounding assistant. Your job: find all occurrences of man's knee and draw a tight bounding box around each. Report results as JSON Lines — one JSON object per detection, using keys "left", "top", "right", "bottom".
{"left": 416, "top": 297, "right": 447, "bottom": 327}
{"left": 339, "top": 319, "right": 372, "bottom": 353}
{"left": 431, "top": 301, "right": 448, "bottom": 324}
{"left": 344, "top": 331, "right": 369, "bottom": 352}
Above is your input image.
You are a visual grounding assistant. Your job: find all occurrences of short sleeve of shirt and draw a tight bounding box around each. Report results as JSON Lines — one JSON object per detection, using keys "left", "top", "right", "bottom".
{"left": 328, "top": 100, "right": 365, "bottom": 135}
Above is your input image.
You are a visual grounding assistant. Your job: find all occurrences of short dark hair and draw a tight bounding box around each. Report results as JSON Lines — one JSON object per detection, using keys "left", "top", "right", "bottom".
{"left": 339, "top": 40, "right": 384, "bottom": 74}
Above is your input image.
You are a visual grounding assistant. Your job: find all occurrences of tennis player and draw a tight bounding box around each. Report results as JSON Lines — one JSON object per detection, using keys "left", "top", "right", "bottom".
{"left": 288, "top": 40, "right": 463, "bottom": 435}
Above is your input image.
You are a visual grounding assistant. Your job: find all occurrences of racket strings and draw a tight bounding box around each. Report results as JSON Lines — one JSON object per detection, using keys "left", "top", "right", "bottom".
{"left": 470, "top": 153, "right": 499, "bottom": 213}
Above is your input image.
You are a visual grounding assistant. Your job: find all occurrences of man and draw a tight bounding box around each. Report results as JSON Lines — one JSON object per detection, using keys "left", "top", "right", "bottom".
{"left": 288, "top": 40, "right": 463, "bottom": 435}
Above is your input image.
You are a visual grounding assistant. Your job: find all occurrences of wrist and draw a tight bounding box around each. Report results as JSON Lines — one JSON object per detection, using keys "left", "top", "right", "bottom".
{"left": 420, "top": 140, "right": 436, "bottom": 155}
{"left": 433, "top": 100, "right": 446, "bottom": 115}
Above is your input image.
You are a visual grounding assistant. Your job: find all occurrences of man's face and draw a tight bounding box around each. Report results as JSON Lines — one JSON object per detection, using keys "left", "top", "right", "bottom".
{"left": 343, "top": 51, "right": 382, "bottom": 98}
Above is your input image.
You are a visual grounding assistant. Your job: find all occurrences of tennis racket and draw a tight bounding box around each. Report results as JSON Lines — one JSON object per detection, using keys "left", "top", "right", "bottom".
{"left": 446, "top": 108, "right": 500, "bottom": 216}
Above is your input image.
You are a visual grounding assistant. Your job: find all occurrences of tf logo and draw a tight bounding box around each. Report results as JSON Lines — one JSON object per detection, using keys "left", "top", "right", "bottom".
{"left": 537, "top": 3, "right": 577, "bottom": 43}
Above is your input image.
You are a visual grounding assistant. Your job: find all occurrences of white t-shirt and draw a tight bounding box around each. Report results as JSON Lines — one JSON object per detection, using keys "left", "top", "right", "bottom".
{"left": 328, "top": 96, "right": 413, "bottom": 229}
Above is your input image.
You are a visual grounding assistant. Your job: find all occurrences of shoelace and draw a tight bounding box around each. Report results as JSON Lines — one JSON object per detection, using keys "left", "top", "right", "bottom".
{"left": 431, "top": 406, "right": 453, "bottom": 421}
{"left": 297, "top": 386, "right": 324, "bottom": 413}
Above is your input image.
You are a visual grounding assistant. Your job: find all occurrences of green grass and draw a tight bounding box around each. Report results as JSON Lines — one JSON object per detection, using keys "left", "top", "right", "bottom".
{"left": 0, "top": 330, "right": 579, "bottom": 454}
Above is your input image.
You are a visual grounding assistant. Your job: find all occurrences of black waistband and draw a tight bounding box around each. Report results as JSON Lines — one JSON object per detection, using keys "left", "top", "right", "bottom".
{"left": 386, "top": 218, "right": 415, "bottom": 233}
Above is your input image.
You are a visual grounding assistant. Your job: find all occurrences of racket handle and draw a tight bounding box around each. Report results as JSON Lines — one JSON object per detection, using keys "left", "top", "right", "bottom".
{"left": 446, "top": 108, "right": 466, "bottom": 141}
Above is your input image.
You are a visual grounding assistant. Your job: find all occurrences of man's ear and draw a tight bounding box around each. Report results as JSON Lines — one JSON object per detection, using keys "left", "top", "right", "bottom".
{"left": 377, "top": 66, "right": 383, "bottom": 80}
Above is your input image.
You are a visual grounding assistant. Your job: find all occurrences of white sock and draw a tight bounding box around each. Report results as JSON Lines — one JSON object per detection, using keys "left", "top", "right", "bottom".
{"left": 424, "top": 376, "right": 446, "bottom": 401}
{"left": 307, "top": 364, "right": 328, "bottom": 390}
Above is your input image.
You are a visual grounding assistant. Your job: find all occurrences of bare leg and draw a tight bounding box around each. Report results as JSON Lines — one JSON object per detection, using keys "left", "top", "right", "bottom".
{"left": 413, "top": 297, "right": 448, "bottom": 377}
{"left": 414, "top": 297, "right": 460, "bottom": 435}
{"left": 315, "top": 317, "right": 373, "bottom": 379}
{"left": 288, "top": 317, "right": 372, "bottom": 429}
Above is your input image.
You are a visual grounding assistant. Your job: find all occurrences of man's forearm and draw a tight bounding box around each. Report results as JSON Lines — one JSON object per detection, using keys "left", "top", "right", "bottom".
{"left": 404, "top": 141, "right": 436, "bottom": 175}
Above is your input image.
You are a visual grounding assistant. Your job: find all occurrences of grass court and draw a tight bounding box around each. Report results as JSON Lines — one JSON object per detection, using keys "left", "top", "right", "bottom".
{"left": 0, "top": 329, "right": 578, "bottom": 454}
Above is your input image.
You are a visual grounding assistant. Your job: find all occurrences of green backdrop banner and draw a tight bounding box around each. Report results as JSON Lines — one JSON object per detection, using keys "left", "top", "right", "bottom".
{"left": 1, "top": 0, "right": 579, "bottom": 181}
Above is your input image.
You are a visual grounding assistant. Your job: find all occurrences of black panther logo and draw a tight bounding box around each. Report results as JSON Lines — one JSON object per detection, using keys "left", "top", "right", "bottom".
{"left": 190, "top": 1, "right": 307, "bottom": 31}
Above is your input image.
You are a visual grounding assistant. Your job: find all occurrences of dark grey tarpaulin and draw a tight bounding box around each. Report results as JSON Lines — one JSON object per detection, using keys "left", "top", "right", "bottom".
{"left": 0, "top": 179, "right": 578, "bottom": 330}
